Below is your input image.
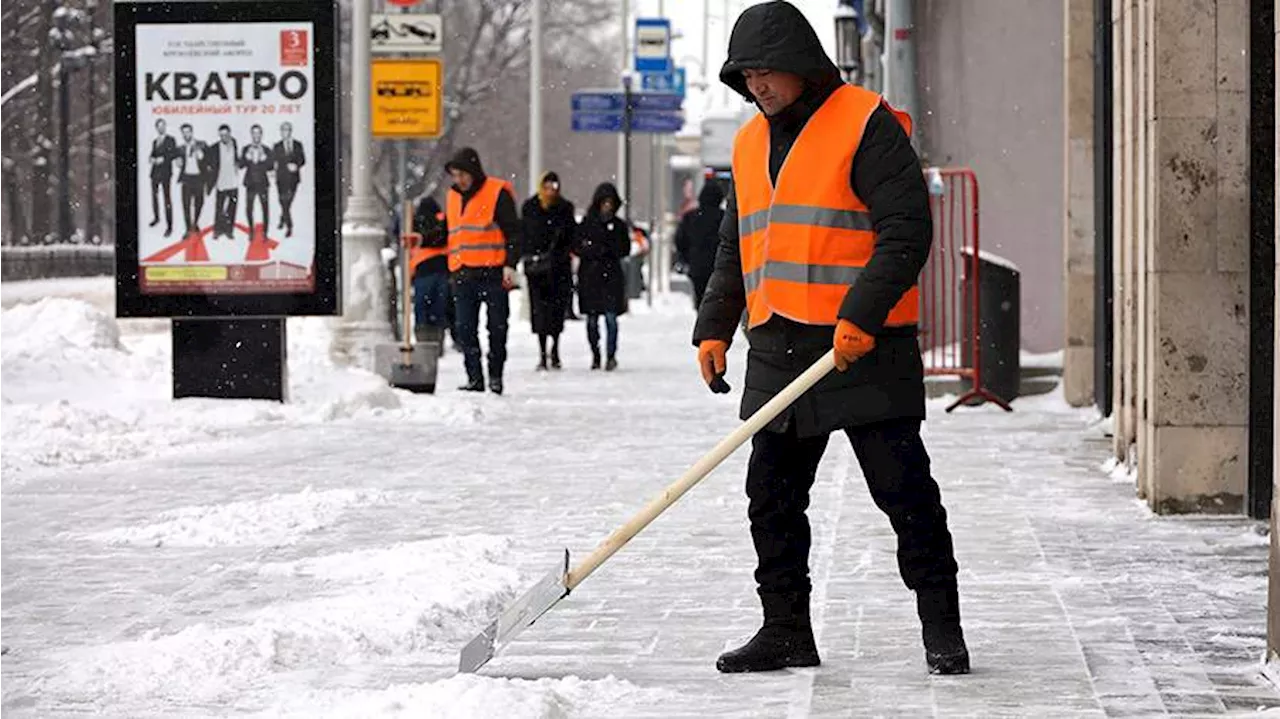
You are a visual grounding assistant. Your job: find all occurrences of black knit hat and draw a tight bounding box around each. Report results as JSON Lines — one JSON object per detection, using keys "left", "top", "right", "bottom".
{"left": 445, "top": 147, "right": 484, "bottom": 179}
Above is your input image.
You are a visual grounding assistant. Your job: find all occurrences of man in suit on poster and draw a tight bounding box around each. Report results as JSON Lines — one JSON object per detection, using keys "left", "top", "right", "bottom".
{"left": 241, "top": 124, "right": 273, "bottom": 236}
{"left": 176, "top": 123, "right": 208, "bottom": 235}
{"left": 272, "top": 121, "right": 305, "bottom": 238}
{"left": 207, "top": 124, "right": 240, "bottom": 239}
{"left": 148, "top": 118, "right": 177, "bottom": 237}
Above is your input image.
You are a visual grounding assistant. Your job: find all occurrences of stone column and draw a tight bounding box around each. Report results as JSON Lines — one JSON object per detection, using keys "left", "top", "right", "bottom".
{"left": 1141, "top": 0, "right": 1249, "bottom": 513}
{"left": 1062, "top": 0, "right": 1095, "bottom": 407}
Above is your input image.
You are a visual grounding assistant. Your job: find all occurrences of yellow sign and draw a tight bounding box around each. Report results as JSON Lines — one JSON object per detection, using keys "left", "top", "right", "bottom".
{"left": 145, "top": 266, "right": 229, "bottom": 282}
{"left": 372, "top": 59, "right": 443, "bottom": 138}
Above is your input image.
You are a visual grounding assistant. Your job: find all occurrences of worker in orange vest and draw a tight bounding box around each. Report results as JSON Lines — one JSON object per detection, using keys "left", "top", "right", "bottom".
{"left": 693, "top": 1, "right": 967, "bottom": 676}
{"left": 444, "top": 147, "right": 521, "bottom": 395}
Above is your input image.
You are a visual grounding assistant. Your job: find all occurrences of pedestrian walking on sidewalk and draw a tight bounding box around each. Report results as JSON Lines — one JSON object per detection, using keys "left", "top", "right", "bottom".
{"left": 692, "top": 0, "right": 969, "bottom": 676}
{"left": 574, "top": 182, "right": 630, "bottom": 372}
{"left": 674, "top": 179, "right": 726, "bottom": 310}
{"left": 444, "top": 147, "right": 521, "bottom": 396}
{"left": 521, "top": 171, "right": 576, "bottom": 370}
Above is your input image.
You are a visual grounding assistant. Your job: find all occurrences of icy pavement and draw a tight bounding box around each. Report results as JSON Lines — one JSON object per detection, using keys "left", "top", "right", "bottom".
{"left": 3, "top": 282, "right": 1280, "bottom": 717}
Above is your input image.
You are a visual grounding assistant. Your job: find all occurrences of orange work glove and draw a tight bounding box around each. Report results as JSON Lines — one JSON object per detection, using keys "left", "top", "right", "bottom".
{"left": 833, "top": 319, "right": 875, "bottom": 372}
{"left": 697, "top": 340, "right": 730, "bottom": 391}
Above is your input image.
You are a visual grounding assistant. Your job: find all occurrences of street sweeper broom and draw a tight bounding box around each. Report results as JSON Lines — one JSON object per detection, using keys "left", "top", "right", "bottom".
{"left": 458, "top": 351, "right": 837, "bottom": 673}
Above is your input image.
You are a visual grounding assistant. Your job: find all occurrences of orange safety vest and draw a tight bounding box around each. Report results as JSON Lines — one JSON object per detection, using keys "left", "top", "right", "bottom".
{"left": 446, "top": 177, "right": 512, "bottom": 272}
{"left": 409, "top": 210, "right": 447, "bottom": 274}
{"left": 732, "top": 84, "right": 919, "bottom": 330}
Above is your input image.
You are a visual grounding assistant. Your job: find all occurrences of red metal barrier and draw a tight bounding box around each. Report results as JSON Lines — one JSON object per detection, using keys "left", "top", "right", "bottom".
{"left": 919, "top": 167, "right": 1013, "bottom": 413}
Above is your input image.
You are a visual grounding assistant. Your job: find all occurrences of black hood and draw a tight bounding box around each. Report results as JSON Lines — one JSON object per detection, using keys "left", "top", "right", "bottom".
{"left": 697, "top": 180, "right": 725, "bottom": 209}
{"left": 719, "top": 1, "right": 841, "bottom": 103}
{"left": 445, "top": 146, "right": 486, "bottom": 183}
{"left": 589, "top": 182, "right": 623, "bottom": 216}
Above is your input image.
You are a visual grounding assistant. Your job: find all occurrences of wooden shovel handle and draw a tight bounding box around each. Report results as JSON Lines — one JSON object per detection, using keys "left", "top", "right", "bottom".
{"left": 565, "top": 351, "right": 838, "bottom": 590}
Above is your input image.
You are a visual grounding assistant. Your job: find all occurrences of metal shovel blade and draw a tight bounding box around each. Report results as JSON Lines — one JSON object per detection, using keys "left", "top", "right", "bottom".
{"left": 458, "top": 549, "right": 571, "bottom": 674}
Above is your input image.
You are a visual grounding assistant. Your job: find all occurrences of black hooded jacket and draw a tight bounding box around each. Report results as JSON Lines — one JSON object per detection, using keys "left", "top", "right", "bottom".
{"left": 693, "top": 0, "right": 933, "bottom": 437}
{"left": 444, "top": 147, "right": 522, "bottom": 276}
{"left": 573, "top": 183, "right": 631, "bottom": 316}
{"left": 674, "top": 180, "right": 726, "bottom": 283}
{"left": 410, "top": 195, "right": 448, "bottom": 277}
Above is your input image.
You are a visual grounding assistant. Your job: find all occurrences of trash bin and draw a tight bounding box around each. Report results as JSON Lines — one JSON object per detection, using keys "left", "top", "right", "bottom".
{"left": 624, "top": 256, "right": 645, "bottom": 300}
{"left": 959, "top": 247, "right": 1020, "bottom": 403}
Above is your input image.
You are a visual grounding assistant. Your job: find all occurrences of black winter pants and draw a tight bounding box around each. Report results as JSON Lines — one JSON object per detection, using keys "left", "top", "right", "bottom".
{"left": 746, "top": 419, "right": 958, "bottom": 597}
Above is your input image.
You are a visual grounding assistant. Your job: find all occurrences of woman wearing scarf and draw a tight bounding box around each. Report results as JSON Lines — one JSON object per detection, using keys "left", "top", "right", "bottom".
{"left": 520, "top": 171, "right": 577, "bottom": 370}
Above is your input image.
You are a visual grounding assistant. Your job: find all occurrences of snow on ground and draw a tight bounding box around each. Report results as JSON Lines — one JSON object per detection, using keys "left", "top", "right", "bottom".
{"left": 4, "top": 278, "right": 1280, "bottom": 717}
{"left": 0, "top": 296, "right": 488, "bottom": 477}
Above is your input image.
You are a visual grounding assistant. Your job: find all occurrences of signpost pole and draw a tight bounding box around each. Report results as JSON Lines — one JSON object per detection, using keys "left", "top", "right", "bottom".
{"left": 623, "top": 75, "right": 633, "bottom": 225}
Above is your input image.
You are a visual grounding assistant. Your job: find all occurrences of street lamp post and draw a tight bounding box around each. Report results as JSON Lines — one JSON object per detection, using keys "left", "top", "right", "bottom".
{"left": 332, "top": 0, "right": 393, "bottom": 367}
{"left": 834, "top": 0, "right": 862, "bottom": 85}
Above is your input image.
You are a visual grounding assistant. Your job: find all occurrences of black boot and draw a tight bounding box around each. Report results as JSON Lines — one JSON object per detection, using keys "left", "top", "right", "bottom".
{"left": 458, "top": 378, "right": 484, "bottom": 392}
{"left": 917, "top": 585, "right": 970, "bottom": 675}
{"left": 716, "top": 593, "right": 820, "bottom": 673}
{"left": 605, "top": 355, "right": 618, "bottom": 372}
{"left": 590, "top": 347, "right": 602, "bottom": 370}
{"left": 537, "top": 336, "right": 549, "bottom": 371}
{"left": 537, "top": 352, "right": 548, "bottom": 371}
{"left": 488, "top": 376, "right": 504, "bottom": 395}
{"left": 550, "top": 340, "right": 562, "bottom": 370}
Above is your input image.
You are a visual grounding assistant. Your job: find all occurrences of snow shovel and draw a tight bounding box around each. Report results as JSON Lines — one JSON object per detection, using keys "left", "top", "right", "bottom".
{"left": 375, "top": 200, "right": 438, "bottom": 393}
{"left": 458, "top": 350, "right": 838, "bottom": 673}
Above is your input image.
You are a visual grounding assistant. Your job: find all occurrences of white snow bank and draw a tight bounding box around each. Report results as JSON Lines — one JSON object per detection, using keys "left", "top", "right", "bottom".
{"left": 255, "top": 674, "right": 677, "bottom": 719}
{"left": 1, "top": 296, "right": 122, "bottom": 356}
{"left": 27, "top": 535, "right": 522, "bottom": 708}
{"left": 72, "top": 487, "right": 391, "bottom": 547}
{"left": 1, "top": 300, "right": 478, "bottom": 476}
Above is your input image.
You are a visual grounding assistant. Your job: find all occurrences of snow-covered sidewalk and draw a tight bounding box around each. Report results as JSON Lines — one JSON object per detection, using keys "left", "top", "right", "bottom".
{"left": 3, "top": 281, "right": 1279, "bottom": 717}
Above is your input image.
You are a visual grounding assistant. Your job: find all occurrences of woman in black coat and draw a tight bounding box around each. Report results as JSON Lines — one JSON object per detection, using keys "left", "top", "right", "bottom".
{"left": 574, "top": 182, "right": 631, "bottom": 371}
{"left": 520, "top": 171, "right": 576, "bottom": 370}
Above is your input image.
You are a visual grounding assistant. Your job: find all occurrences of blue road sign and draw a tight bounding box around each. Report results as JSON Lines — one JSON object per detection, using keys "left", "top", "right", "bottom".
{"left": 641, "top": 67, "right": 685, "bottom": 97}
{"left": 634, "top": 18, "right": 672, "bottom": 73}
{"left": 571, "top": 91, "right": 624, "bottom": 112}
{"left": 571, "top": 110, "right": 684, "bottom": 134}
{"left": 629, "top": 111, "right": 684, "bottom": 133}
{"left": 571, "top": 90, "right": 682, "bottom": 113}
{"left": 631, "top": 92, "right": 682, "bottom": 112}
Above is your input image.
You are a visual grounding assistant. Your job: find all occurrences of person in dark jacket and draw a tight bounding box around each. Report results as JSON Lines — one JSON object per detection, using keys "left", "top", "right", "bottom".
{"left": 445, "top": 147, "right": 521, "bottom": 395}
{"left": 693, "top": 1, "right": 968, "bottom": 677}
{"left": 521, "top": 171, "right": 576, "bottom": 370}
{"left": 407, "top": 194, "right": 449, "bottom": 344}
{"left": 574, "top": 183, "right": 630, "bottom": 371}
{"left": 674, "top": 180, "right": 726, "bottom": 309}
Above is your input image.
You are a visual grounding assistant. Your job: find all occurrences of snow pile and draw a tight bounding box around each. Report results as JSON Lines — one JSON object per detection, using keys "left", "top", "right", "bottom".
{"left": 27, "top": 535, "right": 523, "bottom": 708}
{"left": 256, "top": 674, "right": 677, "bottom": 719}
{"left": 73, "top": 487, "right": 391, "bottom": 547}
{"left": 1, "top": 299, "right": 477, "bottom": 476}
{"left": 1, "top": 296, "right": 122, "bottom": 358}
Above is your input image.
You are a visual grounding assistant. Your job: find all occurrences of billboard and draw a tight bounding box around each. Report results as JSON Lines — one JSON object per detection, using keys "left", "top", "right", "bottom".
{"left": 114, "top": 1, "right": 340, "bottom": 318}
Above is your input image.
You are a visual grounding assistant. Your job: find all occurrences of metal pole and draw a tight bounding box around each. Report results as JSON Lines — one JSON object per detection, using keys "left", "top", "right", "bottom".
{"left": 721, "top": 0, "right": 731, "bottom": 107}
{"left": 884, "top": 0, "right": 918, "bottom": 148}
{"left": 617, "top": 0, "right": 629, "bottom": 207}
{"left": 623, "top": 75, "right": 633, "bottom": 222}
{"left": 529, "top": 0, "right": 543, "bottom": 195}
{"left": 333, "top": 0, "right": 394, "bottom": 366}
{"left": 647, "top": 133, "right": 655, "bottom": 306}
{"left": 656, "top": 0, "right": 667, "bottom": 298}
{"left": 702, "top": 0, "right": 710, "bottom": 105}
